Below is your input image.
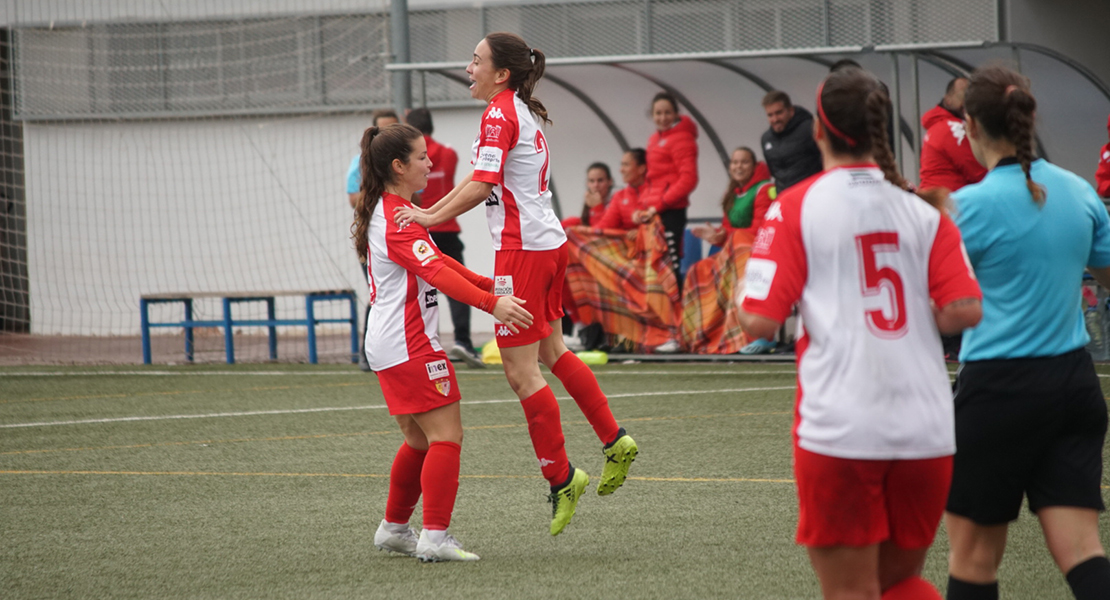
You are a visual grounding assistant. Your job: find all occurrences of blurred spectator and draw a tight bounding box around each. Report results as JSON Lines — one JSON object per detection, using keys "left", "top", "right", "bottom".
{"left": 347, "top": 108, "right": 399, "bottom": 371}
{"left": 562, "top": 162, "right": 613, "bottom": 228}
{"left": 919, "top": 77, "right": 986, "bottom": 192}
{"left": 640, "top": 92, "right": 699, "bottom": 285}
{"left": 561, "top": 161, "right": 614, "bottom": 349}
{"left": 760, "top": 91, "right": 823, "bottom": 192}
{"left": 593, "top": 149, "right": 649, "bottom": 231}
{"left": 563, "top": 149, "right": 680, "bottom": 353}
{"left": 680, "top": 147, "right": 776, "bottom": 354}
{"left": 1097, "top": 114, "right": 1110, "bottom": 199}
{"left": 405, "top": 108, "right": 482, "bottom": 367}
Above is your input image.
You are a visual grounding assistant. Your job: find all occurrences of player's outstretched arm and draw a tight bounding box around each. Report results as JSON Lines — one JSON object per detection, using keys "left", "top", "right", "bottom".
{"left": 439, "top": 253, "right": 494, "bottom": 293}
{"left": 396, "top": 178, "right": 492, "bottom": 228}
{"left": 426, "top": 172, "right": 474, "bottom": 215}
{"left": 425, "top": 266, "right": 532, "bottom": 334}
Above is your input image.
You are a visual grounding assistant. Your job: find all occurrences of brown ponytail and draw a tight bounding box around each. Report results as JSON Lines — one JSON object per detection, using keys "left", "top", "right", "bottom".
{"left": 964, "top": 66, "right": 1045, "bottom": 204}
{"left": 351, "top": 123, "right": 424, "bottom": 263}
{"left": 484, "top": 32, "right": 551, "bottom": 125}
{"left": 817, "top": 67, "right": 907, "bottom": 189}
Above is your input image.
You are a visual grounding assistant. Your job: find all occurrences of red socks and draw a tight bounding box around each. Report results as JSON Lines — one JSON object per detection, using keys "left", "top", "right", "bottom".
{"left": 882, "top": 576, "right": 942, "bottom": 600}
{"left": 520, "top": 386, "right": 571, "bottom": 486}
{"left": 384, "top": 441, "right": 462, "bottom": 530}
{"left": 420, "top": 441, "right": 461, "bottom": 530}
{"left": 551, "top": 352, "right": 620, "bottom": 445}
{"left": 384, "top": 443, "right": 426, "bottom": 524}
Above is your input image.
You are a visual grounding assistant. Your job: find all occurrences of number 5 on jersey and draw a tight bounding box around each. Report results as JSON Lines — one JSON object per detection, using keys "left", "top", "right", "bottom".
{"left": 856, "top": 232, "right": 907, "bottom": 339}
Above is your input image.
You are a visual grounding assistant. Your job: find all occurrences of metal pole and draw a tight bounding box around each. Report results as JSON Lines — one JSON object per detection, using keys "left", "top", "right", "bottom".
{"left": 889, "top": 52, "right": 903, "bottom": 173}
{"left": 390, "top": 0, "right": 411, "bottom": 114}
{"left": 822, "top": 0, "right": 831, "bottom": 47}
{"left": 910, "top": 53, "right": 921, "bottom": 185}
{"left": 642, "top": 0, "right": 653, "bottom": 54}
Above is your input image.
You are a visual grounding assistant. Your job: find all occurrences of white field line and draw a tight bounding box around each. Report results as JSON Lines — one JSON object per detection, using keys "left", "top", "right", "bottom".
{"left": 0, "top": 386, "right": 794, "bottom": 429}
{"left": 0, "top": 369, "right": 797, "bottom": 377}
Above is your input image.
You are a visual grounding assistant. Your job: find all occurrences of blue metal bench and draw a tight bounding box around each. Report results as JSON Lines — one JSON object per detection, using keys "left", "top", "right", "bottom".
{"left": 140, "top": 289, "right": 358, "bottom": 364}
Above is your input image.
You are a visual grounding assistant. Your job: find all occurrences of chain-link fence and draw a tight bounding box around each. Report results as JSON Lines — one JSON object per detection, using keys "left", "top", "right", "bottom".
{"left": 10, "top": 0, "right": 997, "bottom": 120}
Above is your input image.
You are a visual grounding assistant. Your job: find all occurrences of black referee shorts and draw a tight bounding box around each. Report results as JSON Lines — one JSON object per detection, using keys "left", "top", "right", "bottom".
{"left": 946, "top": 348, "right": 1107, "bottom": 525}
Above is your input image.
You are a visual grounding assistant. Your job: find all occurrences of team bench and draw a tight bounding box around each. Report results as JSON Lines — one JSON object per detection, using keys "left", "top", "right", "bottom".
{"left": 140, "top": 290, "right": 359, "bottom": 365}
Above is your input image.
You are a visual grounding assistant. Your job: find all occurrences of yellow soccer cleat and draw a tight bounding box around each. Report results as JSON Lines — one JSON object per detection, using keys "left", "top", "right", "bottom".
{"left": 598, "top": 429, "right": 638, "bottom": 496}
{"left": 547, "top": 467, "right": 589, "bottom": 536}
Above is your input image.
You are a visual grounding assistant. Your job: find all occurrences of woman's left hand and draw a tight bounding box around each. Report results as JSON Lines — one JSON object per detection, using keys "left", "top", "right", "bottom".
{"left": 394, "top": 205, "right": 430, "bottom": 228}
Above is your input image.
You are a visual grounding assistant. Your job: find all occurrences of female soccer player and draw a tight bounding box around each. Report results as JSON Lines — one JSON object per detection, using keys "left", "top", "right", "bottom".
{"left": 354, "top": 123, "right": 533, "bottom": 562}
{"left": 737, "top": 66, "right": 983, "bottom": 599}
{"left": 944, "top": 66, "right": 1110, "bottom": 600}
{"left": 394, "top": 33, "right": 638, "bottom": 537}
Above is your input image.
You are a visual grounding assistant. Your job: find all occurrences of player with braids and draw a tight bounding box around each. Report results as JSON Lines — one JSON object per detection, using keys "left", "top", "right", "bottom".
{"left": 394, "top": 33, "right": 638, "bottom": 537}
{"left": 944, "top": 66, "right": 1110, "bottom": 600}
{"left": 353, "top": 124, "right": 533, "bottom": 562}
{"left": 738, "top": 66, "right": 983, "bottom": 599}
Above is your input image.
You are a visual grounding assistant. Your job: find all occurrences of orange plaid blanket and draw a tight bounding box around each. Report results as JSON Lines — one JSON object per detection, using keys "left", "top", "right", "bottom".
{"left": 678, "top": 230, "right": 755, "bottom": 354}
{"left": 564, "top": 221, "right": 680, "bottom": 352}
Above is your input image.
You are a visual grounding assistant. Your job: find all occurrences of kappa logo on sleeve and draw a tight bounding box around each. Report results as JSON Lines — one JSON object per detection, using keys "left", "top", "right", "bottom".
{"left": 487, "top": 107, "right": 505, "bottom": 120}
{"left": 484, "top": 123, "right": 503, "bottom": 141}
{"left": 474, "top": 146, "right": 504, "bottom": 173}
{"left": 412, "top": 240, "right": 437, "bottom": 265}
{"left": 744, "top": 258, "right": 777, "bottom": 301}
{"left": 425, "top": 359, "right": 449, "bottom": 380}
{"left": 764, "top": 201, "right": 783, "bottom": 222}
{"left": 494, "top": 275, "right": 513, "bottom": 296}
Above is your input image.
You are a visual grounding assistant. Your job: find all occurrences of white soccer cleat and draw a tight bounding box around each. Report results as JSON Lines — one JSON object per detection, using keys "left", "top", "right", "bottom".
{"left": 416, "top": 529, "right": 480, "bottom": 562}
{"left": 373, "top": 520, "right": 418, "bottom": 556}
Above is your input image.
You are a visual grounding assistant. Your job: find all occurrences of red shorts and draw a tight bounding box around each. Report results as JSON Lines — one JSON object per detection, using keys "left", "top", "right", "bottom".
{"left": 794, "top": 446, "right": 953, "bottom": 548}
{"left": 492, "top": 244, "right": 567, "bottom": 348}
{"left": 375, "top": 352, "right": 462, "bottom": 415}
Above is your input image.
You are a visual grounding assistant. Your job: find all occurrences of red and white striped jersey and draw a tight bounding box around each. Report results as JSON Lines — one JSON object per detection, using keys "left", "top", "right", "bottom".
{"left": 365, "top": 192, "right": 447, "bottom": 371}
{"left": 471, "top": 88, "right": 566, "bottom": 252}
{"left": 741, "top": 165, "right": 980, "bottom": 460}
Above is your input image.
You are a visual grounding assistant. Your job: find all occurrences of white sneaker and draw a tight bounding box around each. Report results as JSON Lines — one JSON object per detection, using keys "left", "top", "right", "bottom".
{"left": 448, "top": 345, "right": 486, "bottom": 369}
{"left": 415, "top": 529, "right": 480, "bottom": 562}
{"left": 563, "top": 334, "right": 584, "bottom": 352}
{"left": 373, "top": 520, "right": 418, "bottom": 556}
{"left": 653, "top": 339, "right": 681, "bottom": 354}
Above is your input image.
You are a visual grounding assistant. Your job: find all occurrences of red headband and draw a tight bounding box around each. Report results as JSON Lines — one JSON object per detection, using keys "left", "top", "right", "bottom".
{"left": 816, "top": 80, "right": 858, "bottom": 148}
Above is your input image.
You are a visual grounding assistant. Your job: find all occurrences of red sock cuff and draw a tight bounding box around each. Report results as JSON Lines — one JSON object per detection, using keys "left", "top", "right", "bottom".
{"left": 551, "top": 351, "right": 586, "bottom": 379}
{"left": 428, "top": 440, "right": 461, "bottom": 452}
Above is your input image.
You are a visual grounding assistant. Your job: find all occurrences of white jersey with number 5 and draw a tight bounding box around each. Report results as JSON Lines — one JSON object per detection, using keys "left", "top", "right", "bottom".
{"left": 471, "top": 88, "right": 566, "bottom": 252}
{"left": 740, "top": 166, "right": 980, "bottom": 460}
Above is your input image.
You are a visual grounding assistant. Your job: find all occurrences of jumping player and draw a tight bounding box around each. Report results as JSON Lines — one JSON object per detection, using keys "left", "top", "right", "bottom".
{"left": 944, "top": 66, "right": 1110, "bottom": 600}
{"left": 737, "top": 66, "right": 983, "bottom": 599}
{"left": 354, "top": 123, "right": 533, "bottom": 562}
{"left": 394, "top": 32, "right": 638, "bottom": 536}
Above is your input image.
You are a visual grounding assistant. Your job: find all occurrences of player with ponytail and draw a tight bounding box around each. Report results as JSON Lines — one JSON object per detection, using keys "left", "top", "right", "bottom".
{"left": 394, "top": 33, "right": 638, "bottom": 538}
{"left": 944, "top": 66, "right": 1110, "bottom": 600}
{"left": 738, "top": 66, "right": 982, "bottom": 599}
{"left": 353, "top": 123, "right": 533, "bottom": 562}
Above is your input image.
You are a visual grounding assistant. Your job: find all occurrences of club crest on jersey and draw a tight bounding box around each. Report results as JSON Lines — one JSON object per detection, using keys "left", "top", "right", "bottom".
{"left": 424, "top": 290, "right": 438, "bottom": 308}
{"left": 475, "top": 146, "right": 503, "bottom": 173}
{"left": 486, "top": 107, "right": 505, "bottom": 120}
{"left": 412, "top": 240, "right": 437, "bottom": 265}
{"left": 425, "top": 359, "right": 449, "bottom": 380}
{"left": 434, "top": 379, "right": 451, "bottom": 396}
{"left": 484, "top": 123, "right": 502, "bottom": 141}
{"left": 753, "top": 226, "right": 776, "bottom": 254}
{"left": 494, "top": 275, "right": 513, "bottom": 296}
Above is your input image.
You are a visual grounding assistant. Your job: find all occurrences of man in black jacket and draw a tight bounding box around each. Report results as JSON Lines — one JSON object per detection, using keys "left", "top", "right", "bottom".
{"left": 760, "top": 91, "right": 823, "bottom": 192}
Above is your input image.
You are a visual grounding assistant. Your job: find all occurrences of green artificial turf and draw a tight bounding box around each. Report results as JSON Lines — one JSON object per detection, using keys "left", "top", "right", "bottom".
{"left": 0, "top": 363, "right": 1105, "bottom": 599}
